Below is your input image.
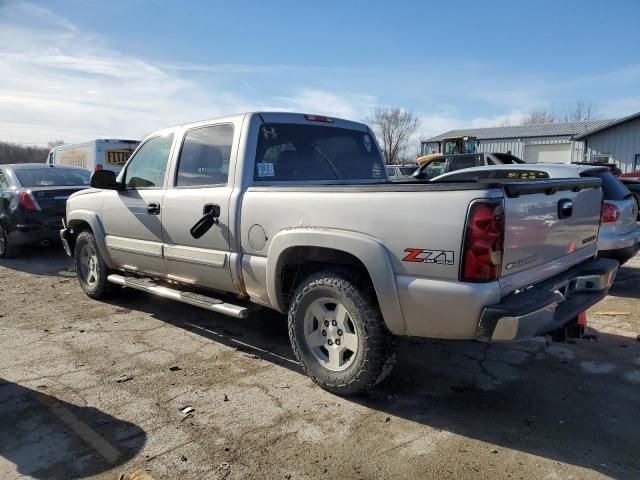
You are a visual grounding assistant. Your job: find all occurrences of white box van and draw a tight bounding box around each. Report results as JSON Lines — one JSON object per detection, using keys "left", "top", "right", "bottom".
{"left": 47, "top": 139, "right": 140, "bottom": 173}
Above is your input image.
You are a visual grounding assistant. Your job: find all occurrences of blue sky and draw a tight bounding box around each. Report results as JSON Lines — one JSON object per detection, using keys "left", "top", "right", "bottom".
{"left": 1, "top": 0, "right": 639, "bottom": 145}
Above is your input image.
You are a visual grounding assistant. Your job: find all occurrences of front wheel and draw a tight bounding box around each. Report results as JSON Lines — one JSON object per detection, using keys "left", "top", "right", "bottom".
{"left": 288, "top": 269, "right": 398, "bottom": 395}
{"left": 74, "top": 230, "right": 117, "bottom": 299}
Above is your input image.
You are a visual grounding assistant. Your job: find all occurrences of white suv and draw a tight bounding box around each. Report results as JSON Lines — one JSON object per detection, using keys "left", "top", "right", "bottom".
{"left": 434, "top": 163, "right": 640, "bottom": 264}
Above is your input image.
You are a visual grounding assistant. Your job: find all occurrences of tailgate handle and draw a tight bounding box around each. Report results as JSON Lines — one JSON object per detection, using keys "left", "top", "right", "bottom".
{"left": 558, "top": 199, "right": 573, "bottom": 219}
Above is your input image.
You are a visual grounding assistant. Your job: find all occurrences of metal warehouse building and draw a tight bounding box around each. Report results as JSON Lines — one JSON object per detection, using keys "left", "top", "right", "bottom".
{"left": 574, "top": 111, "right": 640, "bottom": 172}
{"left": 422, "top": 112, "right": 640, "bottom": 172}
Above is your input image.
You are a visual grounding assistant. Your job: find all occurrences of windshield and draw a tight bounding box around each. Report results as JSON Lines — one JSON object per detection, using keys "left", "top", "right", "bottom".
{"left": 423, "top": 160, "right": 447, "bottom": 178}
{"left": 14, "top": 167, "right": 91, "bottom": 187}
{"left": 443, "top": 139, "right": 476, "bottom": 155}
{"left": 254, "top": 123, "right": 386, "bottom": 182}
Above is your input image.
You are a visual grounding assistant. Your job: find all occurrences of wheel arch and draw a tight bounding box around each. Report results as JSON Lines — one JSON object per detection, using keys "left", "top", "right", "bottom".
{"left": 266, "top": 228, "right": 405, "bottom": 335}
{"left": 67, "top": 209, "right": 115, "bottom": 269}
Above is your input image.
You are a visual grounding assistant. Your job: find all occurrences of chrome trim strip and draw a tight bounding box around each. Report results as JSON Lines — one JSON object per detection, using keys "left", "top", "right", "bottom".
{"left": 105, "top": 235, "right": 163, "bottom": 258}
{"left": 163, "top": 244, "right": 227, "bottom": 268}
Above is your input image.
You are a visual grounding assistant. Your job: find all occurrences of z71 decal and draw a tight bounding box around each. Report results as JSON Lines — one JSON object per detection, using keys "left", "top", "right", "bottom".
{"left": 402, "top": 248, "right": 455, "bottom": 265}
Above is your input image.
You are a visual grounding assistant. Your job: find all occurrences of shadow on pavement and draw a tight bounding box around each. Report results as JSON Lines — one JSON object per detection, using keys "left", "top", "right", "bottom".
{"left": 608, "top": 265, "right": 640, "bottom": 300}
{"left": 0, "top": 246, "right": 73, "bottom": 278}
{"left": 0, "top": 378, "right": 146, "bottom": 479}
{"left": 111, "top": 288, "right": 640, "bottom": 479}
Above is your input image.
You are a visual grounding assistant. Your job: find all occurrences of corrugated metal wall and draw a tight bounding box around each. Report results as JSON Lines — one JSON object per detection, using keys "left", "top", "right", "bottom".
{"left": 421, "top": 136, "right": 587, "bottom": 162}
{"left": 475, "top": 136, "right": 584, "bottom": 162}
{"left": 583, "top": 118, "right": 640, "bottom": 173}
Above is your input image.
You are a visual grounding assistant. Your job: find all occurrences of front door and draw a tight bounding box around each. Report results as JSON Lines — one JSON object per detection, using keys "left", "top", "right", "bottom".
{"left": 101, "top": 133, "right": 174, "bottom": 276}
{"left": 161, "top": 123, "right": 236, "bottom": 292}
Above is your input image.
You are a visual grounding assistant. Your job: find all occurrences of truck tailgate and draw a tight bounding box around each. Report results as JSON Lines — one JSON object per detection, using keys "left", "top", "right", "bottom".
{"left": 499, "top": 178, "right": 602, "bottom": 293}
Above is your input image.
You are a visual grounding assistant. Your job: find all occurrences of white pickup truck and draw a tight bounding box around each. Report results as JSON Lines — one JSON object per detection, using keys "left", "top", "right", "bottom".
{"left": 60, "top": 112, "right": 618, "bottom": 395}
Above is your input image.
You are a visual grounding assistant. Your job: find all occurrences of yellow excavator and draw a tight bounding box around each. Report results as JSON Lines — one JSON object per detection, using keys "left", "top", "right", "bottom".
{"left": 416, "top": 135, "right": 478, "bottom": 166}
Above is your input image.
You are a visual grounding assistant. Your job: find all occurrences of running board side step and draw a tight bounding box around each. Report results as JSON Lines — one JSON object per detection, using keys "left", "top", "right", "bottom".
{"left": 107, "top": 274, "right": 250, "bottom": 319}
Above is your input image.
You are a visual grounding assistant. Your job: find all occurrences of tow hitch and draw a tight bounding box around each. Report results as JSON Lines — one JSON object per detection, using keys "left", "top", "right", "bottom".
{"left": 551, "top": 311, "right": 587, "bottom": 342}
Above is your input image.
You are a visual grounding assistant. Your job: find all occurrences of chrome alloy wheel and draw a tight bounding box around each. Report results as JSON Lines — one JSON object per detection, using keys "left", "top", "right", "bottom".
{"left": 78, "top": 242, "right": 99, "bottom": 287}
{"left": 303, "top": 297, "right": 359, "bottom": 371}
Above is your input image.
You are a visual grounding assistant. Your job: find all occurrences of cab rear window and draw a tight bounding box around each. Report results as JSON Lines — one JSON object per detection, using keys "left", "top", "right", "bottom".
{"left": 254, "top": 123, "right": 386, "bottom": 182}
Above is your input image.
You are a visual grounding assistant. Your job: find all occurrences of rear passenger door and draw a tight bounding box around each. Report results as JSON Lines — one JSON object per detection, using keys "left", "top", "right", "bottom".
{"left": 161, "top": 123, "right": 236, "bottom": 293}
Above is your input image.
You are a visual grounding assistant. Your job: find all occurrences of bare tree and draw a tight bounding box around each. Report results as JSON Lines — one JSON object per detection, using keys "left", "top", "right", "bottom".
{"left": 558, "top": 101, "right": 599, "bottom": 123}
{"left": 521, "top": 101, "right": 600, "bottom": 125}
{"left": 366, "top": 107, "right": 419, "bottom": 165}
{"left": 522, "top": 110, "right": 556, "bottom": 125}
{"left": 47, "top": 139, "right": 64, "bottom": 149}
{"left": 0, "top": 141, "right": 49, "bottom": 164}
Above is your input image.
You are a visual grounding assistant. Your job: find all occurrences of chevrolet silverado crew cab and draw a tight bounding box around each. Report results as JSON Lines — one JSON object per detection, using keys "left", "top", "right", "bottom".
{"left": 61, "top": 112, "right": 618, "bottom": 395}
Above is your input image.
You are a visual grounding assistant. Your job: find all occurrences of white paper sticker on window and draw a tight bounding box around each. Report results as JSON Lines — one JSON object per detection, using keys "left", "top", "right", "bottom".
{"left": 363, "top": 134, "right": 372, "bottom": 153}
{"left": 257, "top": 162, "right": 275, "bottom": 177}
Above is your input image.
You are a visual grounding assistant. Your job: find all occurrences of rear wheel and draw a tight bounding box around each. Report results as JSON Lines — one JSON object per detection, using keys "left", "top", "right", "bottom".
{"left": 0, "top": 223, "right": 19, "bottom": 258}
{"left": 74, "top": 230, "right": 116, "bottom": 299}
{"left": 288, "top": 269, "right": 398, "bottom": 395}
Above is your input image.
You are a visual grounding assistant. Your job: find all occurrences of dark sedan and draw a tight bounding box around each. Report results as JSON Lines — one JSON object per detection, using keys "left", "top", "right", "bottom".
{"left": 0, "top": 164, "right": 91, "bottom": 257}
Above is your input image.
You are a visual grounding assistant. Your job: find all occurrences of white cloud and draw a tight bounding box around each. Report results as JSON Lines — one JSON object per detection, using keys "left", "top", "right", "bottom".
{"left": 0, "top": 2, "right": 376, "bottom": 145}
{"left": 1, "top": 2, "right": 638, "bottom": 147}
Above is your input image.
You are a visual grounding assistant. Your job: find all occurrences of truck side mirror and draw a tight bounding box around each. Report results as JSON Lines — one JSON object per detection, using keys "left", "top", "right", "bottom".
{"left": 90, "top": 170, "right": 121, "bottom": 190}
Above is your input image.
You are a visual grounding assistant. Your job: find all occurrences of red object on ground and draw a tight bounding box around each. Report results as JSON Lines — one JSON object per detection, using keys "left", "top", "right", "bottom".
{"left": 577, "top": 311, "right": 587, "bottom": 326}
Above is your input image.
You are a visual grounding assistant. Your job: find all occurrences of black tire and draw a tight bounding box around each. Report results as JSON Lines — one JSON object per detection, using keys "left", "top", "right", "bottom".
{"left": 0, "top": 223, "right": 19, "bottom": 258}
{"left": 74, "top": 230, "right": 117, "bottom": 299}
{"left": 288, "top": 269, "right": 398, "bottom": 395}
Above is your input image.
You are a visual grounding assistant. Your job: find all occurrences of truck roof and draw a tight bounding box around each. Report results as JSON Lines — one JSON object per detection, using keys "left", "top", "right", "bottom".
{"left": 172, "top": 112, "right": 370, "bottom": 132}
{"left": 49, "top": 139, "right": 139, "bottom": 151}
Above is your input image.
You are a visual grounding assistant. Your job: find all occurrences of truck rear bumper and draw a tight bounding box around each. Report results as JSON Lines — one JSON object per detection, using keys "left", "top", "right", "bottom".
{"left": 477, "top": 257, "right": 618, "bottom": 341}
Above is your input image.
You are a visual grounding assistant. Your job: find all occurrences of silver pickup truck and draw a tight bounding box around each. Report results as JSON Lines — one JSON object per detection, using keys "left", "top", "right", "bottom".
{"left": 61, "top": 112, "right": 618, "bottom": 395}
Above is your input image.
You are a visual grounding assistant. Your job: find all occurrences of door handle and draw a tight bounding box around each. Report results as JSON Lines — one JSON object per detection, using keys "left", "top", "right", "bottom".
{"left": 146, "top": 202, "right": 161, "bottom": 215}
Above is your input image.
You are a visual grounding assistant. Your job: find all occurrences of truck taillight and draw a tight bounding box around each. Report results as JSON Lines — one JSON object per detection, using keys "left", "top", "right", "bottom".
{"left": 601, "top": 203, "right": 619, "bottom": 223}
{"left": 461, "top": 200, "right": 505, "bottom": 282}
{"left": 19, "top": 191, "right": 41, "bottom": 211}
{"left": 95, "top": 164, "right": 103, "bottom": 171}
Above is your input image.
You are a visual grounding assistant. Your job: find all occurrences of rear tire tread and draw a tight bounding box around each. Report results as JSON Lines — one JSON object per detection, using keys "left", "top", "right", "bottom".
{"left": 288, "top": 269, "right": 398, "bottom": 395}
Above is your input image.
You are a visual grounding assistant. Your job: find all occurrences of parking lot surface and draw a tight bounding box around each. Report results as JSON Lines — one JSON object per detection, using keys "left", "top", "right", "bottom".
{"left": 1, "top": 249, "right": 639, "bottom": 480}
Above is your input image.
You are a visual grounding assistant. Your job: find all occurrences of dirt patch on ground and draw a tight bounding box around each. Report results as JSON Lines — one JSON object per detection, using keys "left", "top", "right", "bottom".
{"left": 1, "top": 248, "right": 639, "bottom": 479}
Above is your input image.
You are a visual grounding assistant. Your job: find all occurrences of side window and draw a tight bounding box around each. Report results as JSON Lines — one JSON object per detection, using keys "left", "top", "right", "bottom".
{"left": 0, "top": 172, "right": 7, "bottom": 192}
{"left": 124, "top": 134, "right": 174, "bottom": 189}
{"left": 176, "top": 124, "right": 234, "bottom": 187}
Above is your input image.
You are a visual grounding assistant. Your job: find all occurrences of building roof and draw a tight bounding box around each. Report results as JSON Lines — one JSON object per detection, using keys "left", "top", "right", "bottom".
{"left": 423, "top": 119, "right": 615, "bottom": 143}
{"left": 574, "top": 111, "right": 640, "bottom": 139}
